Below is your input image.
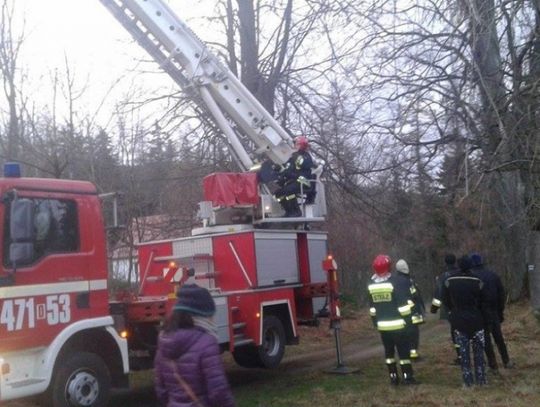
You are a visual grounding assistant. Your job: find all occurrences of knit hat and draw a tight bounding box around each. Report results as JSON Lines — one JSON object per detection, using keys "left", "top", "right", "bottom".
{"left": 458, "top": 255, "right": 472, "bottom": 272}
{"left": 470, "top": 253, "right": 483, "bottom": 267}
{"left": 396, "top": 259, "right": 409, "bottom": 274}
{"left": 444, "top": 253, "right": 456, "bottom": 266}
{"left": 174, "top": 284, "right": 216, "bottom": 317}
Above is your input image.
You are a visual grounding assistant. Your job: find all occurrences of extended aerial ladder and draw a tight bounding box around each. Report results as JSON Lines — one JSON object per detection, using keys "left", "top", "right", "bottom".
{"left": 99, "top": 0, "right": 326, "bottom": 222}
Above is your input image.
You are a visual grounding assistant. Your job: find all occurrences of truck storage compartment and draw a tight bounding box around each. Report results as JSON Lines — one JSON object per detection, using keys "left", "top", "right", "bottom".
{"left": 307, "top": 233, "right": 328, "bottom": 314}
{"left": 254, "top": 232, "right": 299, "bottom": 286}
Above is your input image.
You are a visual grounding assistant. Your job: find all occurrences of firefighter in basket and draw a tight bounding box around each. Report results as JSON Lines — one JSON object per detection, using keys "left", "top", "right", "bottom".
{"left": 368, "top": 254, "right": 418, "bottom": 385}
{"left": 273, "top": 136, "right": 317, "bottom": 217}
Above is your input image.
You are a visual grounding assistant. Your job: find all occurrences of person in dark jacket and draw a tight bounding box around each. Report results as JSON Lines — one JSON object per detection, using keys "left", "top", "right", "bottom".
{"left": 368, "top": 254, "right": 418, "bottom": 385}
{"left": 154, "top": 284, "right": 236, "bottom": 407}
{"left": 395, "top": 259, "right": 425, "bottom": 360}
{"left": 470, "top": 253, "right": 513, "bottom": 371}
{"left": 441, "top": 255, "right": 487, "bottom": 387}
{"left": 431, "top": 253, "right": 461, "bottom": 364}
{"left": 274, "top": 135, "right": 317, "bottom": 217}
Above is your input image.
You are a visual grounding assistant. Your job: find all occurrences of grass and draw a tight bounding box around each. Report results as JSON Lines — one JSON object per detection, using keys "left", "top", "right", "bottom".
{"left": 123, "top": 301, "right": 540, "bottom": 407}
{"left": 8, "top": 303, "right": 537, "bottom": 407}
{"left": 233, "top": 301, "right": 540, "bottom": 407}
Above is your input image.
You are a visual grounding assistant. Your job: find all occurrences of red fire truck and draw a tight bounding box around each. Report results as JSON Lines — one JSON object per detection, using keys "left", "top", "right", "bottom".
{"left": 0, "top": 1, "right": 336, "bottom": 406}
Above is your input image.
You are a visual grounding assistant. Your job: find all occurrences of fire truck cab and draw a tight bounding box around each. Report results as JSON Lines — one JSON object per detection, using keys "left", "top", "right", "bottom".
{"left": 0, "top": 171, "right": 128, "bottom": 405}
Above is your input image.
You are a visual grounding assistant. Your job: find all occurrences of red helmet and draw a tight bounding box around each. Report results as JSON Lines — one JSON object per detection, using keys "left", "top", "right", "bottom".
{"left": 372, "top": 255, "right": 391, "bottom": 275}
{"left": 295, "top": 136, "right": 309, "bottom": 151}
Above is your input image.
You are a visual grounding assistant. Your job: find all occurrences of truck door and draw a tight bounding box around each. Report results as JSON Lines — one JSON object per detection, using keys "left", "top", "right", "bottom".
{"left": 0, "top": 192, "right": 105, "bottom": 352}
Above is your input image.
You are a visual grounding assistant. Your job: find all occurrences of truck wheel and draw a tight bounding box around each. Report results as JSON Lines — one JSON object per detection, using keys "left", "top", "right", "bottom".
{"left": 232, "top": 345, "right": 260, "bottom": 368}
{"left": 49, "top": 352, "right": 111, "bottom": 407}
{"left": 256, "top": 315, "right": 285, "bottom": 368}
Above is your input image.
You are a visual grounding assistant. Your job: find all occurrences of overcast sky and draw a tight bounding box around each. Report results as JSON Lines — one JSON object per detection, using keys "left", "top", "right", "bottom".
{"left": 22, "top": 1, "right": 128, "bottom": 73}
{"left": 13, "top": 0, "right": 212, "bottom": 125}
{"left": 20, "top": 1, "right": 139, "bottom": 101}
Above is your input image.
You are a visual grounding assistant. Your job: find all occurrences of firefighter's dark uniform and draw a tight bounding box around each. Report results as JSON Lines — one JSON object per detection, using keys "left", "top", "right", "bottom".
{"left": 396, "top": 271, "right": 425, "bottom": 359}
{"left": 274, "top": 150, "right": 316, "bottom": 217}
{"left": 441, "top": 257, "right": 487, "bottom": 387}
{"left": 409, "top": 279, "right": 425, "bottom": 358}
{"left": 368, "top": 273, "right": 416, "bottom": 385}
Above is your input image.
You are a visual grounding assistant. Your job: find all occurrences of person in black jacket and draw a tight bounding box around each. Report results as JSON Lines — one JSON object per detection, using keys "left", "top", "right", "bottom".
{"left": 368, "top": 255, "right": 418, "bottom": 385}
{"left": 441, "top": 255, "right": 487, "bottom": 387}
{"left": 395, "top": 259, "right": 425, "bottom": 360}
{"left": 431, "top": 253, "right": 461, "bottom": 364}
{"left": 274, "top": 136, "right": 316, "bottom": 217}
{"left": 470, "top": 253, "right": 513, "bottom": 371}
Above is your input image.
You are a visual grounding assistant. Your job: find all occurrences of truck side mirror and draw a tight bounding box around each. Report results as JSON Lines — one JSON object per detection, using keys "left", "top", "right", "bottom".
{"left": 9, "top": 198, "right": 35, "bottom": 266}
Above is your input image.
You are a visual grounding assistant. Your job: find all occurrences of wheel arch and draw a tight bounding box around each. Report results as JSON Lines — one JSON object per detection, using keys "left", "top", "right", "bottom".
{"left": 40, "top": 317, "right": 128, "bottom": 391}
{"left": 53, "top": 327, "right": 127, "bottom": 388}
{"left": 260, "top": 300, "right": 296, "bottom": 345}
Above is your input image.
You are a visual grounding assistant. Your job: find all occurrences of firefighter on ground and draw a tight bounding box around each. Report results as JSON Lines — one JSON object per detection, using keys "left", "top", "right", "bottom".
{"left": 395, "top": 259, "right": 425, "bottom": 360}
{"left": 470, "top": 253, "right": 514, "bottom": 371}
{"left": 431, "top": 253, "right": 461, "bottom": 364}
{"left": 368, "top": 254, "right": 418, "bottom": 385}
{"left": 274, "top": 136, "right": 316, "bottom": 217}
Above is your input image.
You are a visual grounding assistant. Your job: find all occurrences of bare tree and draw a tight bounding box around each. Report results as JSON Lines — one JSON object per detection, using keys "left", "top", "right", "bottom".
{"left": 0, "top": 0, "right": 24, "bottom": 160}
{"left": 351, "top": 0, "right": 540, "bottom": 299}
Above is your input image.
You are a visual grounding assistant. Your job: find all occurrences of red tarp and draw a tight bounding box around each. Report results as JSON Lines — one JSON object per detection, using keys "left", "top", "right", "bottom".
{"left": 203, "top": 172, "right": 259, "bottom": 206}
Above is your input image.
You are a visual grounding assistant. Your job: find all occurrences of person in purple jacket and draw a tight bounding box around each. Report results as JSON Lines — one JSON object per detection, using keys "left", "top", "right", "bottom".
{"left": 154, "top": 284, "right": 236, "bottom": 407}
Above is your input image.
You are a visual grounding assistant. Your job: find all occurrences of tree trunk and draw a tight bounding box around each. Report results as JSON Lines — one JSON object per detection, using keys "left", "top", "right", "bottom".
{"left": 236, "top": 1, "right": 264, "bottom": 106}
{"left": 528, "top": 232, "right": 540, "bottom": 312}
{"left": 492, "top": 172, "right": 529, "bottom": 299}
{"left": 463, "top": 0, "right": 530, "bottom": 299}
{"left": 234, "top": 0, "right": 293, "bottom": 115}
{"left": 225, "top": 0, "right": 238, "bottom": 76}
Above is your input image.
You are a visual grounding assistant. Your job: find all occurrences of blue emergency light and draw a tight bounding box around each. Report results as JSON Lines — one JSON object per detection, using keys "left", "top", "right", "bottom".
{"left": 4, "top": 162, "right": 21, "bottom": 178}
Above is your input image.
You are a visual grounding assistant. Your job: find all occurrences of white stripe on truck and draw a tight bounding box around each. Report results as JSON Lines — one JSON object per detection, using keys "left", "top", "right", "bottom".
{"left": 0, "top": 279, "right": 107, "bottom": 299}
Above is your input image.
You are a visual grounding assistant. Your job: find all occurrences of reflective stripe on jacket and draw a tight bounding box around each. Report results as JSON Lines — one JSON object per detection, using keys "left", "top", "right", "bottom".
{"left": 367, "top": 275, "right": 411, "bottom": 332}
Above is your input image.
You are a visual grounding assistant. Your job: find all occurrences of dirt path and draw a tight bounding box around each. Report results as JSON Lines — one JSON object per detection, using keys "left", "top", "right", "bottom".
{"left": 265, "top": 316, "right": 447, "bottom": 375}
{"left": 5, "top": 318, "right": 448, "bottom": 406}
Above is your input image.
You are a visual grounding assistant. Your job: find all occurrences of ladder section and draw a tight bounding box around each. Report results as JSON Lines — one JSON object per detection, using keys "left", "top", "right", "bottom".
{"left": 99, "top": 0, "right": 294, "bottom": 168}
{"left": 230, "top": 306, "right": 254, "bottom": 348}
